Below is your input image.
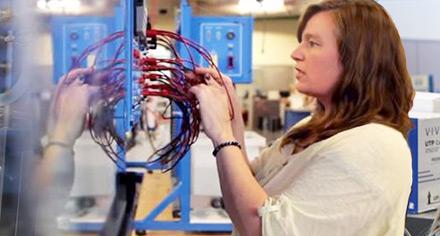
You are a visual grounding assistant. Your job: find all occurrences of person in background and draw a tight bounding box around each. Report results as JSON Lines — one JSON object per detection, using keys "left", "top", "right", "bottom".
{"left": 188, "top": 0, "right": 414, "bottom": 235}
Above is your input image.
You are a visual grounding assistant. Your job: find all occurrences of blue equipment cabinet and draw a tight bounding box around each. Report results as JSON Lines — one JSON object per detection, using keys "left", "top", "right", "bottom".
{"left": 132, "top": 1, "right": 253, "bottom": 234}
{"left": 51, "top": 0, "right": 253, "bottom": 233}
{"left": 191, "top": 16, "right": 253, "bottom": 84}
{"left": 51, "top": 2, "right": 135, "bottom": 163}
{"left": 51, "top": 16, "right": 117, "bottom": 82}
{"left": 284, "top": 110, "right": 311, "bottom": 131}
{"left": 50, "top": 0, "right": 136, "bottom": 232}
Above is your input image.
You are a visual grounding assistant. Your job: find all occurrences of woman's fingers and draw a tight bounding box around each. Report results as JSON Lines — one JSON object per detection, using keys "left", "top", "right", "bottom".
{"left": 205, "top": 74, "right": 222, "bottom": 88}
{"left": 86, "top": 85, "right": 102, "bottom": 106}
{"left": 71, "top": 67, "right": 93, "bottom": 79}
{"left": 186, "top": 67, "right": 234, "bottom": 90}
{"left": 58, "top": 67, "right": 93, "bottom": 85}
{"left": 189, "top": 83, "right": 207, "bottom": 97}
{"left": 197, "top": 67, "right": 234, "bottom": 87}
{"left": 195, "top": 67, "right": 222, "bottom": 80}
{"left": 71, "top": 77, "right": 84, "bottom": 86}
{"left": 195, "top": 67, "right": 218, "bottom": 77}
{"left": 196, "top": 67, "right": 232, "bottom": 88}
{"left": 184, "top": 71, "right": 197, "bottom": 80}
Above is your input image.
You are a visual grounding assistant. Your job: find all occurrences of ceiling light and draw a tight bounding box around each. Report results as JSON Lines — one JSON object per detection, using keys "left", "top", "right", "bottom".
{"left": 238, "top": 0, "right": 285, "bottom": 13}
{"left": 37, "top": 0, "right": 81, "bottom": 14}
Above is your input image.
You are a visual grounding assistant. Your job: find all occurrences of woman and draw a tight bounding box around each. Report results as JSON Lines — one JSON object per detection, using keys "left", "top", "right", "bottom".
{"left": 189, "top": 0, "right": 414, "bottom": 235}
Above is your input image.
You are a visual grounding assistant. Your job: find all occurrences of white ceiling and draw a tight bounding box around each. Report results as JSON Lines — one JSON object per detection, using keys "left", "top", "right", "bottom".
{"left": 151, "top": 0, "right": 316, "bottom": 19}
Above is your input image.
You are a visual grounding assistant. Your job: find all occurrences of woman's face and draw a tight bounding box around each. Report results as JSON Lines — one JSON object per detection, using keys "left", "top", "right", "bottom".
{"left": 291, "top": 11, "right": 343, "bottom": 109}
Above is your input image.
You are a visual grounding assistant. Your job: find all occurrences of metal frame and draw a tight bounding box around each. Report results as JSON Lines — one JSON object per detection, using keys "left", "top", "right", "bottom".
{"left": 52, "top": 0, "right": 241, "bottom": 232}
{"left": 128, "top": 0, "right": 233, "bottom": 233}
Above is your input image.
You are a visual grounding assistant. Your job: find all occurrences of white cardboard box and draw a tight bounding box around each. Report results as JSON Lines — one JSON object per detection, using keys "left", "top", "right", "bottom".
{"left": 191, "top": 131, "right": 266, "bottom": 196}
{"left": 408, "top": 112, "right": 440, "bottom": 213}
{"left": 411, "top": 92, "right": 440, "bottom": 113}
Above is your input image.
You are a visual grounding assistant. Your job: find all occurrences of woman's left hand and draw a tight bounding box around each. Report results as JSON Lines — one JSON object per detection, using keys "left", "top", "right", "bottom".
{"left": 49, "top": 68, "right": 101, "bottom": 147}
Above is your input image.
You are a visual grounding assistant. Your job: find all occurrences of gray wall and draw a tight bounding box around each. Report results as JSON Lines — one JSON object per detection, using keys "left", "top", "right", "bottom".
{"left": 403, "top": 40, "right": 440, "bottom": 92}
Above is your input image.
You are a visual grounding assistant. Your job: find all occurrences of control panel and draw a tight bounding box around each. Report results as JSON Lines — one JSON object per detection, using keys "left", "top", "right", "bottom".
{"left": 51, "top": 17, "right": 115, "bottom": 81}
{"left": 191, "top": 16, "right": 253, "bottom": 84}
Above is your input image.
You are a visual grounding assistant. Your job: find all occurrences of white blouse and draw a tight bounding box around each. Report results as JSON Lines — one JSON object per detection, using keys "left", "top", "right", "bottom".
{"left": 233, "top": 122, "right": 412, "bottom": 236}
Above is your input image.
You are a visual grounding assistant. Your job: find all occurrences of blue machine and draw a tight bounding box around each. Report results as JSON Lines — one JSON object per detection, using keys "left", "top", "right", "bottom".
{"left": 191, "top": 16, "right": 253, "bottom": 84}
{"left": 131, "top": 1, "right": 253, "bottom": 234}
{"left": 50, "top": 0, "right": 136, "bottom": 232}
{"left": 51, "top": 0, "right": 253, "bottom": 233}
{"left": 51, "top": 1, "right": 137, "bottom": 166}
{"left": 284, "top": 110, "right": 310, "bottom": 131}
{"left": 51, "top": 16, "right": 116, "bottom": 82}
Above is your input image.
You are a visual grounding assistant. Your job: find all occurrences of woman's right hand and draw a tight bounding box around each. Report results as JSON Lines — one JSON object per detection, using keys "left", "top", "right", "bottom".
{"left": 187, "top": 67, "right": 246, "bottom": 149}
{"left": 193, "top": 67, "right": 243, "bottom": 120}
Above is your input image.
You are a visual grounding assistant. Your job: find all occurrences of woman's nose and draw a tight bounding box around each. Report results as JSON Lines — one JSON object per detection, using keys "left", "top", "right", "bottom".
{"left": 291, "top": 46, "right": 303, "bottom": 62}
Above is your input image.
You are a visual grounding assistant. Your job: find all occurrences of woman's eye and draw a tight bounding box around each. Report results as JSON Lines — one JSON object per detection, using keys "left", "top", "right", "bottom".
{"left": 308, "top": 41, "right": 318, "bottom": 47}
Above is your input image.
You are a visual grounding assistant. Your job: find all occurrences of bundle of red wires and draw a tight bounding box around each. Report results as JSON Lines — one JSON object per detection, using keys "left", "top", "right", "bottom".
{"left": 55, "top": 28, "right": 234, "bottom": 171}
{"left": 52, "top": 31, "right": 127, "bottom": 168}
{"left": 136, "top": 29, "right": 235, "bottom": 171}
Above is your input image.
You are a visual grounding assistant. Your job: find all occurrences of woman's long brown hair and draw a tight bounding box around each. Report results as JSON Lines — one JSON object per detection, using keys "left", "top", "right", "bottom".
{"left": 281, "top": 0, "right": 415, "bottom": 151}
